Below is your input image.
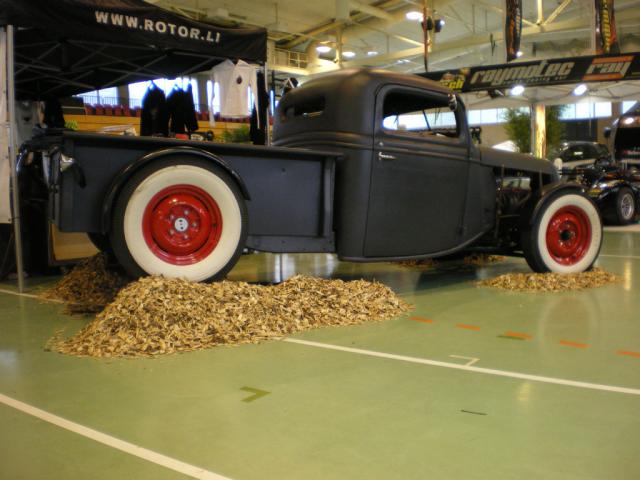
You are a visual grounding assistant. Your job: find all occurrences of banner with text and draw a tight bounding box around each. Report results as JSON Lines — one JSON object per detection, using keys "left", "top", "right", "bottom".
{"left": 421, "top": 53, "right": 640, "bottom": 92}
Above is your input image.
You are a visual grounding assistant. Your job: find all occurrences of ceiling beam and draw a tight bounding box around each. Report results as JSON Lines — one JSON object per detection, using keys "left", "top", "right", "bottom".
{"left": 543, "top": 0, "right": 573, "bottom": 26}
{"left": 349, "top": 0, "right": 394, "bottom": 21}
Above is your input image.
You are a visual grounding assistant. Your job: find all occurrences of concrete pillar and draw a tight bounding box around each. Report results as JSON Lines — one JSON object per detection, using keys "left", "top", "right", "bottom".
{"left": 116, "top": 85, "right": 128, "bottom": 107}
{"left": 197, "top": 74, "right": 208, "bottom": 112}
{"left": 531, "top": 103, "right": 546, "bottom": 158}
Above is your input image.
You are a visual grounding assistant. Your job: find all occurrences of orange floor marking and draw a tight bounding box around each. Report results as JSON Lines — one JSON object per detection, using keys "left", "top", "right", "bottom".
{"left": 504, "top": 331, "right": 532, "bottom": 340}
{"left": 617, "top": 350, "right": 640, "bottom": 358}
{"left": 559, "top": 340, "right": 588, "bottom": 349}
{"left": 409, "top": 316, "right": 434, "bottom": 324}
{"left": 456, "top": 324, "right": 481, "bottom": 331}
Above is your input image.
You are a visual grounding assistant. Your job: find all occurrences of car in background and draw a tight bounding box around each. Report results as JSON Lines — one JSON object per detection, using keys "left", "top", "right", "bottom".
{"left": 575, "top": 166, "right": 640, "bottom": 225}
{"left": 605, "top": 103, "right": 640, "bottom": 167}
{"left": 550, "top": 141, "right": 613, "bottom": 172}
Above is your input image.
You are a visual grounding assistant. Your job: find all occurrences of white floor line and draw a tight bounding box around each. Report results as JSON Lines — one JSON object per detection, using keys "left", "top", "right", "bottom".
{"left": 283, "top": 338, "right": 640, "bottom": 396}
{"left": 0, "top": 288, "right": 64, "bottom": 303}
{"left": 599, "top": 254, "right": 640, "bottom": 260}
{"left": 449, "top": 355, "right": 479, "bottom": 366}
{"left": 0, "top": 393, "right": 231, "bottom": 480}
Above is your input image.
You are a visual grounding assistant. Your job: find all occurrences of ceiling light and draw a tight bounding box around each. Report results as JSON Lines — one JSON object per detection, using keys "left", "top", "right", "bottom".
{"left": 516, "top": 50, "right": 523, "bottom": 57}
{"left": 573, "top": 83, "right": 588, "bottom": 96}
{"left": 406, "top": 11, "right": 423, "bottom": 21}
{"left": 342, "top": 50, "right": 356, "bottom": 58}
{"left": 316, "top": 45, "right": 332, "bottom": 53}
{"left": 367, "top": 51, "right": 379, "bottom": 56}
{"left": 510, "top": 84, "right": 525, "bottom": 96}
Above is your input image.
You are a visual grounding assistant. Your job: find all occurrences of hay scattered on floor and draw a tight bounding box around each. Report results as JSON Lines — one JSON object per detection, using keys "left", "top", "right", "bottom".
{"left": 395, "top": 254, "right": 506, "bottom": 269}
{"left": 50, "top": 275, "right": 412, "bottom": 358}
{"left": 41, "top": 254, "right": 129, "bottom": 314}
{"left": 478, "top": 268, "right": 618, "bottom": 293}
{"left": 395, "top": 258, "right": 439, "bottom": 269}
{"left": 463, "top": 253, "right": 506, "bottom": 266}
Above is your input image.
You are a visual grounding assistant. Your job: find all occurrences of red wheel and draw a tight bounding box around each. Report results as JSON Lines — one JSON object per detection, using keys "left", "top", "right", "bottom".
{"left": 110, "top": 158, "right": 247, "bottom": 282}
{"left": 544, "top": 206, "right": 592, "bottom": 266}
{"left": 142, "top": 185, "right": 223, "bottom": 265}
{"left": 522, "top": 192, "right": 602, "bottom": 273}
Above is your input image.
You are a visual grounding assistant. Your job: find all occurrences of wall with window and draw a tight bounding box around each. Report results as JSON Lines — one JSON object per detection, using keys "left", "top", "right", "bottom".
{"left": 76, "top": 87, "right": 119, "bottom": 106}
{"left": 128, "top": 77, "right": 200, "bottom": 110}
{"left": 466, "top": 101, "right": 634, "bottom": 151}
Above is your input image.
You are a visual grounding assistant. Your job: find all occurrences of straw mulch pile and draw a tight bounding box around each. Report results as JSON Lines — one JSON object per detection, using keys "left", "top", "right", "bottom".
{"left": 49, "top": 275, "right": 411, "bottom": 358}
{"left": 478, "top": 267, "right": 618, "bottom": 293}
{"left": 463, "top": 253, "right": 506, "bottom": 266}
{"left": 41, "top": 254, "right": 130, "bottom": 314}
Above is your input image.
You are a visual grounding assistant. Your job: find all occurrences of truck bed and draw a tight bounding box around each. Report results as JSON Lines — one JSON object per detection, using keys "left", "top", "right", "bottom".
{"left": 51, "top": 132, "right": 338, "bottom": 253}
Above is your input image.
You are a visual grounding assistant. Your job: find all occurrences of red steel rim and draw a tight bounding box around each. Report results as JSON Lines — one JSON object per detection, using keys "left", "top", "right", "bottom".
{"left": 545, "top": 205, "right": 592, "bottom": 266}
{"left": 142, "top": 184, "right": 223, "bottom": 265}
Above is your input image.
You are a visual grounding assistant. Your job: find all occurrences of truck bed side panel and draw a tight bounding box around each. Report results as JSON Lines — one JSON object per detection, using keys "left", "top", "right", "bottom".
{"left": 53, "top": 134, "right": 336, "bottom": 252}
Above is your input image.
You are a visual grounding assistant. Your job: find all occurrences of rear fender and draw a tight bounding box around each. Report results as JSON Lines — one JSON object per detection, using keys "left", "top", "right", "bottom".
{"left": 100, "top": 147, "right": 250, "bottom": 233}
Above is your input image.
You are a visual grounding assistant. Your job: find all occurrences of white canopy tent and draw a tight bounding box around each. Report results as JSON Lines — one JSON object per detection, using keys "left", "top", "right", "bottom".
{"left": 1, "top": 26, "right": 25, "bottom": 291}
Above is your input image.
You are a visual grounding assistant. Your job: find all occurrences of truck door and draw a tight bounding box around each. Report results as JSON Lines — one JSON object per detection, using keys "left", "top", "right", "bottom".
{"left": 364, "top": 86, "right": 470, "bottom": 257}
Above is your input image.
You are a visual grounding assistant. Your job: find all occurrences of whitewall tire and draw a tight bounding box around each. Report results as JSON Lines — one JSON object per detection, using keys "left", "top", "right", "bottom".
{"left": 110, "top": 158, "right": 247, "bottom": 282}
{"left": 522, "top": 192, "right": 602, "bottom": 274}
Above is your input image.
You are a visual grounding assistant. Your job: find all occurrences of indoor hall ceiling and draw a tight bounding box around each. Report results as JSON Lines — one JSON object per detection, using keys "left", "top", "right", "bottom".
{"left": 151, "top": 0, "right": 640, "bottom": 75}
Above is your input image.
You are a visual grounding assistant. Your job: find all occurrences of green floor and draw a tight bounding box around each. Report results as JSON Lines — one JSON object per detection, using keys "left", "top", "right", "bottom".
{"left": 1, "top": 230, "right": 639, "bottom": 480}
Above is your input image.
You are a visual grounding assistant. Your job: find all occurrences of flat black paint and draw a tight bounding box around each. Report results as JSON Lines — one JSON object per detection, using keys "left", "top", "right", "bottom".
{"left": 46, "top": 69, "right": 563, "bottom": 261}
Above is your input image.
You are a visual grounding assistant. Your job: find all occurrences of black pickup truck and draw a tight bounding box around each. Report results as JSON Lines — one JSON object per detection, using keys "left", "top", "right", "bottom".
{"left": 25, "top": 69, "right": 602, "bottom": 281}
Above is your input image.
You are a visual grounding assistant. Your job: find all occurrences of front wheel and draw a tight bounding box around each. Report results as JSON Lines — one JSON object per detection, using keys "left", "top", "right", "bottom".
{"left": 521, "top": 192, "right": 602, "bottom": 273}
{"left": 109, "top": 157, "right": 247, "bottom": 282}
{"left": 613, "top": 187, "right": 636, "bottom": 225}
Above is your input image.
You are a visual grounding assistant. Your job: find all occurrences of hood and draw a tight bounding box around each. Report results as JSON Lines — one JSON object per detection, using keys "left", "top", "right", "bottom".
{"left": 477, "top": 145, "right": 557, "bottom": 177}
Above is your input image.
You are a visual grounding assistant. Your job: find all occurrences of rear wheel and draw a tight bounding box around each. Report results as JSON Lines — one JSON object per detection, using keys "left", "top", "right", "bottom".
{"left": 109, "top": 158, "right": 247, "bottom": 282}
{"left": 613, "top": 187, "right": 636, "bottom": 225}
{"left": 521, "top": 192, "right": 602, "bottom": 273}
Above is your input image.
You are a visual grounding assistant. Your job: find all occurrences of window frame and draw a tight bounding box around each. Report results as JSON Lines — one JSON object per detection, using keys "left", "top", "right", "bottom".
{"left": 376, "top": 85, "right": 466, "bottom": 146}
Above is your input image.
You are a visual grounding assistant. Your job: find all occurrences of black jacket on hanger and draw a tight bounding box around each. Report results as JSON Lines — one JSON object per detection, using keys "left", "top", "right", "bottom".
{"left": 141, "top": 85, "right": 168, "bottom": 136}
{"left": 167, "top": 86, "right": 199, "bottom": 135}
{"left": 43, "top": 99, "right": 65, "bottom": 128}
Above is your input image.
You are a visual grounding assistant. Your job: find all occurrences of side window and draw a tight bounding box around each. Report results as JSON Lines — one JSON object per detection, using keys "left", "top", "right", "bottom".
{"left": 566, "top": 146, "right": 586, "bottom": 161}
{"left": 382, "top": 90, "right": 459, "bottom": 138}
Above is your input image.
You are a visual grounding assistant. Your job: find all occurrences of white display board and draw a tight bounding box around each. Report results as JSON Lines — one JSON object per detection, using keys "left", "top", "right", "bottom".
{"left": 0, "top": 28, "right": 11, "bottom": 224}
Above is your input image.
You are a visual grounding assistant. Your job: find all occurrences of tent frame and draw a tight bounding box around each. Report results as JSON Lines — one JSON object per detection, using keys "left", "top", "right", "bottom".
{"left": 3, "top": 24, "right": 269, "bottom": 292}
{"left": 4, "top": 25, "right": 25, "bottom": 292}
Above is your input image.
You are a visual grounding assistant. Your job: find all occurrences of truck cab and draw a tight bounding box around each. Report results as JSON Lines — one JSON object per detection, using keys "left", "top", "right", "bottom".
{"left": 273, "top": 68, "right": 496, "bottom": 261}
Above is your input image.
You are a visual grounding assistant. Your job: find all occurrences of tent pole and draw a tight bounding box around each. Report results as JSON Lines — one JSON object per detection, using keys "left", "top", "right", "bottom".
{"left": 6, "top": 25, "right": 25, "bottom": 293}
{"left": 263, "top": 63, "right": 270, "bottom": 146}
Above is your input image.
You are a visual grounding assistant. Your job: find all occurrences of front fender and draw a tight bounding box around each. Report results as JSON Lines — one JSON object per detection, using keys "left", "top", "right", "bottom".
{"left": 521, "top": 181, "right": 586, "bottom": 227}
{"left": 100, "top": 147, "right": 250, "bottom": 233}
